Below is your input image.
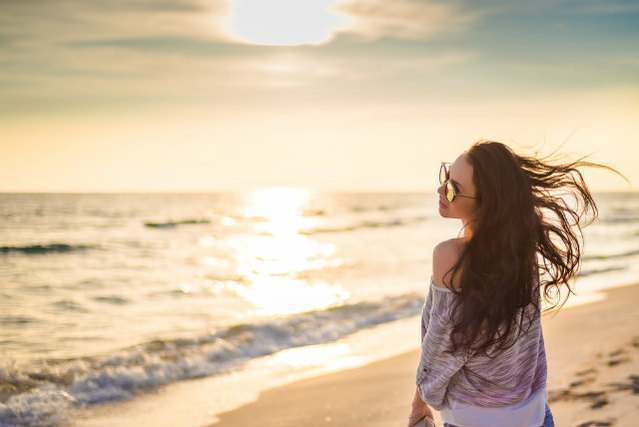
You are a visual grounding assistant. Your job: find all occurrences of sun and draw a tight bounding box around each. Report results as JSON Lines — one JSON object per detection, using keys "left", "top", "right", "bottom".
{"left": 221, "top": 0, "right": 353, "bottom": 46}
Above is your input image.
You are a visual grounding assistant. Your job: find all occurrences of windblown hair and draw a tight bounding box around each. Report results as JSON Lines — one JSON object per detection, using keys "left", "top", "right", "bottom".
{"left": 442, "top": 139, "right": 629, "bottom": 359}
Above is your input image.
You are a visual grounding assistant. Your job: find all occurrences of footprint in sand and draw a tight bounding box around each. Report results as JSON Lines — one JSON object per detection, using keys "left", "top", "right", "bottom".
{"left": 604, "top": 347, "right": 632, "bottom": 366}
{"left": 588, "top": 397, "right": 608, "bottom": 409}
{"left": 576, "top": 390, "right": 608, "bottom": 406}
{"left": 548, "top": 386, "right": 614, "bottom": 411}
{"left": 606, "top": 357, "right": 631, "bottom": 367}
{"left": 569, "top": 377, "right": 596, "bottom": 388}
{"left": 608, "top": 348, "right": 625, "bottom": 357}
{"left": 575, "top": 367, "right": 598, "bottom": 377}
{"left": 552, "top": 338, "right": 637, "bottom": 424}
{"left": 604, "top": 373, "right": 639, "bottom": 394}
{"left": 575, "top": 421, "right": 614, "bottom": 427}
{"left": 547, "top": 388, "right": 607, "bottom": 404}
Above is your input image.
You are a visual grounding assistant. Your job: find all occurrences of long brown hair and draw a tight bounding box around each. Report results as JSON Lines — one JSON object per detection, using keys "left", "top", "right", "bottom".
{"left": 442, "top": 139, "right": 629, "bottom": 359}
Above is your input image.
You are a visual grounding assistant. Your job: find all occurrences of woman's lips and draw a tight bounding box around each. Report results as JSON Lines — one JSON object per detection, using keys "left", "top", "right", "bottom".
{"left": 439, "top": 199, "right": 447, "bottom": 208}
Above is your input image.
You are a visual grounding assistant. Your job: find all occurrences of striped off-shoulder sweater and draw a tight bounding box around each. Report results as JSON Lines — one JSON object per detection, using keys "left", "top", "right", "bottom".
{"left": 416, "top": 276, "right": 548, "bottom": 426}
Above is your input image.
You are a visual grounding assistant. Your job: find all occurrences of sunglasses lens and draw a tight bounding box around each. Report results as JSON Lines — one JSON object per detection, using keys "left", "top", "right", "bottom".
{"left": 446, "top": 182, "right": 455, "bottom": 202}
{"left": 439, "top": 164, "right": 446, "bottom": 184}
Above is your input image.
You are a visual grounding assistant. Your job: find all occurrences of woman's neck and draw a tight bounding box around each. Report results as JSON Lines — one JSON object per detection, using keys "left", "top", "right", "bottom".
{"left": 461, "top": 219, "right": 473, "bottom": 241}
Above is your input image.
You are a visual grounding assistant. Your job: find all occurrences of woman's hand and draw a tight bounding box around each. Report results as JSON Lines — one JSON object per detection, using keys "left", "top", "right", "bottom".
{"left": 408, "top": 388, "right": 435, "bottom": 426}
{"left": 407, "top": 408, "right": 435, "bottom": 427}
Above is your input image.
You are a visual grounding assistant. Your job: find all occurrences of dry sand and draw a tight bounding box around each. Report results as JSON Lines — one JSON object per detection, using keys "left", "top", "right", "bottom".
{"left": 209, "top": 283, "right": 639, "bottom": 427}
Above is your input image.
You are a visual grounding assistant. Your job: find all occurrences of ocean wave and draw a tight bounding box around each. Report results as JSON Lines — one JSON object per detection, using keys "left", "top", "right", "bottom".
{"left": 0, "top": 291, "right": 424, "bottom": 427}
{"left": 577, "top": 265, "right": 627, "bottom": 277}
{"left": 144, "top": 218, "right": 211, "bottom": 228}
{"left": 91, "top": 295, "right": 130, "bottom": 305}
{"left": 582, "top": 248, "right": 639, "bottom": 262}
{"left": 0, "top": 243, "right": 95, "bottom": 255}
{"left": 350, "top": 204, "right": 401, "bottom": 213}
{"left": 302, "top": 208, "right": 326, "bottom": 217}
{"left": 609, "top": 206, "right": 639, "bottom": 215}
{"left": 599, "top": 215, "right": 639, "bottom": 224}
{"left": 297, "top": 215, "right": 429, "bottom": 235}
{"left": 50, "top": 299, "right": 88, "bottom": 313}
{"left": 0, "top": 315, "right": 41, "bottom": 326}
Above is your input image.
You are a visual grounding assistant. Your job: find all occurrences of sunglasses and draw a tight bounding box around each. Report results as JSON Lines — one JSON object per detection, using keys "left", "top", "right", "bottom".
{"left": 439, "top": 162, "right": 478, "bottom": 203}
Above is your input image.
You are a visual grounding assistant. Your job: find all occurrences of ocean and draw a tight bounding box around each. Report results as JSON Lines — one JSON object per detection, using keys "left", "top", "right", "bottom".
{"left": 1, "top": 190, "right": 638, "bottom": 427}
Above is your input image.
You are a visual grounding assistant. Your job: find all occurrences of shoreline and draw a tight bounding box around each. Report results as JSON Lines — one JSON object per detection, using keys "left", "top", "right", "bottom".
{"left": 208, "top": 282, "right": 639, "bottom": 427}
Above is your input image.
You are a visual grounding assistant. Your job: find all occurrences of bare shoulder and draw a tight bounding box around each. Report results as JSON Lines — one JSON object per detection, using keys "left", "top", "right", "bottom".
{"left": 432, "top": 238, "right": 466, "bottom": 290}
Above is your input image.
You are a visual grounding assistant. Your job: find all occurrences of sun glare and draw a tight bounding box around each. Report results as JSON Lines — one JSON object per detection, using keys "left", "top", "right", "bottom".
{"left": 222, "top": 0, "right": 353, "bottom": 46}
{"left": 243, "top": 186, "right": 311, "bottom": 235}
{"left": 216, "top": 187, "right": 352, "bottom": 316}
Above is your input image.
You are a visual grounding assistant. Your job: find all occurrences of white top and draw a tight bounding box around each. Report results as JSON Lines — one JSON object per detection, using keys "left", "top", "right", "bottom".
{"left": 440, "top": 385, "right": 547, "bottom": 427}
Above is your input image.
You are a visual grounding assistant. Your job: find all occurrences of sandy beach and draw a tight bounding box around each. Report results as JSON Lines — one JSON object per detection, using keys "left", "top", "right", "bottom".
{"left": 209, "top": 282, "right": 639, "bottom": 427}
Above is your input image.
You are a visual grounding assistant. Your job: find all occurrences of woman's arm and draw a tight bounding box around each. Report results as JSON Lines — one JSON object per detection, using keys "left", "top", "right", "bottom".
{"left": 414, "top": 241, "right": 468, "bottom": 411}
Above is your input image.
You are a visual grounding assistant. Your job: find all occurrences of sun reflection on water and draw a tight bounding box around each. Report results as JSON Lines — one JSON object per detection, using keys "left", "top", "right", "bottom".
{"left": 226, "top": 277, "right": 350, "bottom": 316}
{"left": 243, "top": 187, "right": 312, "bottom": 236}
{"left": 219, "top": 187, "right": 352, "bottom": 316}
{"left": 266, "top": 342, "right": 367, "bottom": 375}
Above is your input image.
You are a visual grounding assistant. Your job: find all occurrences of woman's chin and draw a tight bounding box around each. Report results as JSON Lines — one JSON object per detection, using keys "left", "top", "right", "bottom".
{"left": 438, "top": 205, "right": 455, "bottom": 218}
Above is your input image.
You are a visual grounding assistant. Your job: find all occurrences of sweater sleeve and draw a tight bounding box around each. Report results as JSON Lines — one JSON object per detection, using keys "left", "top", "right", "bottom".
{"left": 415, "top": 281, "right": 469, "bottom": 410}
{"left": 420, "top": 286, "right": 434, "bottom": 343}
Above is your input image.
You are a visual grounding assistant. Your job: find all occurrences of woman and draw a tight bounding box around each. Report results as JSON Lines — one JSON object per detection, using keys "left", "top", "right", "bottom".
{"left": 407, "top": 140, "right": 628, "bottom": 427}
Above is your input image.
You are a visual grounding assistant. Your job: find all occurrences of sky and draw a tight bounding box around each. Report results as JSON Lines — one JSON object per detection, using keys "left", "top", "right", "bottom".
{"left": 1, "top": 0, "right": 638, "bottom": 192}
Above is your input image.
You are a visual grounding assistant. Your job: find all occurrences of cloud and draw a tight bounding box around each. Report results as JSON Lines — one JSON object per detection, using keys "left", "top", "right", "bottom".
{"left": 210, "top": 0, "right": 485, "bottom": 45}
{"left": 3, "top": 0, "right": 634, "bottom": 118}
{"left": 478, "top": 0, "right": 639, "bottom": 16}
{"left": 331, "top": 0, "right": 482, "bottom": 42}
{"left": 64, "top": 35, "right": 267, "bottom": 57}
{"left": 0, "top": 0, "right": 482, "bottom": 67}
{"left": 99, "top": 0, "right": 211, "bottom": 13}
{"left": 0, "top": 0, "right": 230, "bottom": 50}
{"left": 571, "top": 1, "right": 639, "bottom": 15}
